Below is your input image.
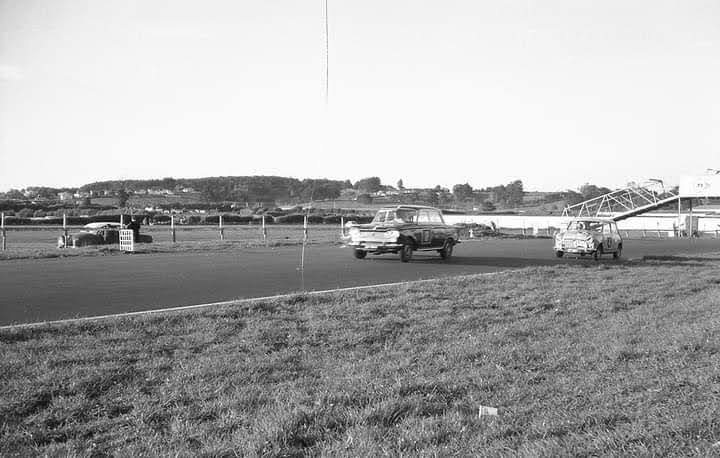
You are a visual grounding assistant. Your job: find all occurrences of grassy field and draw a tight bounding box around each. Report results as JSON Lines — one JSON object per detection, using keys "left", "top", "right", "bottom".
{"left": 2, "top": 255, "right": 720, "bottom": 456}
{"left": 0, "top": 225, "right": 345, "bottom": 260}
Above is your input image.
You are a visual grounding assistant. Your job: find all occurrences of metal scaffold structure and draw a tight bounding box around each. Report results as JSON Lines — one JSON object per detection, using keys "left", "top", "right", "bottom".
{"left": 562, "top": 180, "right": 680, "bottom": 222}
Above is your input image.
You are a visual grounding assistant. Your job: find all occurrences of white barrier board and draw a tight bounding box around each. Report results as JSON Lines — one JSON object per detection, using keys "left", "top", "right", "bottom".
{"left": 119, "top": 229, "right": 134, "bottom": 252}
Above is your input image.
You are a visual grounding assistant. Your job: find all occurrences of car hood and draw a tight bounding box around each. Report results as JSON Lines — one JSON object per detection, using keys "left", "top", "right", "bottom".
{"left": 354, "top": 222, "right": 413, "bottom": 231}
{"left": 560, "top": 230, "right": 599, "bottom": 240}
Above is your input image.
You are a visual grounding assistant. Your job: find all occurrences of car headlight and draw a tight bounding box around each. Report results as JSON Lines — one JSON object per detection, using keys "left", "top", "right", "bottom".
{"left": 349, "top": 227, "right": 360, "bottom": 239}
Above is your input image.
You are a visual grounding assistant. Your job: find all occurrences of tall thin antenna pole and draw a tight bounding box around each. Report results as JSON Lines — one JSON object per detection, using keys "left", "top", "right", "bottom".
{"left": 321, "top": 0, "right": 328, "bottom": 104}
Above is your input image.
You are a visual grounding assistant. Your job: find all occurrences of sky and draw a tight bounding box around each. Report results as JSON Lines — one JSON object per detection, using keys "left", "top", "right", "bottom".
{"left": 1, "top": 0, "right": 719, "bottom": 193}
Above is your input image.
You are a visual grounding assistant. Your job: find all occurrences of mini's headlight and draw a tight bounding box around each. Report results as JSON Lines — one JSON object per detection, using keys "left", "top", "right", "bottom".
{"left": 349, "top": 227, "right": 360, "bottom": 238}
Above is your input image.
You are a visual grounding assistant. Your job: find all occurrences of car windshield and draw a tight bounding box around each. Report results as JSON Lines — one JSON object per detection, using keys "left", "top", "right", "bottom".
{"left": 568, "top": 220, "right": 601, "bottom": 232}
{"left": 372, "top": 209, "right": 417, "bottom": 224}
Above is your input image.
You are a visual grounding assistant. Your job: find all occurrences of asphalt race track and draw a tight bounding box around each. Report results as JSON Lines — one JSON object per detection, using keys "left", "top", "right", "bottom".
{"left": 1, "top": 238, "right": 719, "bottom": 326}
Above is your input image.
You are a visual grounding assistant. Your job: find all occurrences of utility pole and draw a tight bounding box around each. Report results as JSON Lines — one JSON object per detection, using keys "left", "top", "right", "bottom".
{"left": 321, "top": 0, "right": 328, "bottom": 104}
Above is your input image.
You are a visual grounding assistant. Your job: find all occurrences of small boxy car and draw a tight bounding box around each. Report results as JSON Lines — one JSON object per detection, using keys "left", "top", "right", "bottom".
{"left": 57, "top": 222, "right": 153, "bottom": 248}
{"left": 553, "top": 218, "right": 622, "bottom": 260}
{"left": 348, "top": 205, "right": 460, "bottom": 262}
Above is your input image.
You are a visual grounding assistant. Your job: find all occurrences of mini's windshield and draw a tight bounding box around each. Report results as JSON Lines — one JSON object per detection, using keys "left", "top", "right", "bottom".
{"left": 567, "top": 220, "right": 601, "bottom": 232}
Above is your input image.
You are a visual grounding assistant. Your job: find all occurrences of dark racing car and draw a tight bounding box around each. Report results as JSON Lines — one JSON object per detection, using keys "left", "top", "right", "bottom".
{"left": 347, "top": 205, "right": 460, "bottom": 262}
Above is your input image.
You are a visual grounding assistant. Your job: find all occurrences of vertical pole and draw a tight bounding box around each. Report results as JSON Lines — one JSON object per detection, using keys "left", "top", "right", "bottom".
{"left": 63, "top": 213, "right": 68, "bottom": 247}
{"left": 219, "top": 214, "right": 224, "bottom": 241}
{"left": 262, "top": 215, "right": 268, "bottom": 246}
{"left": 171, "top": 214, "right": 176, "bottom": 243}
{"left": 678, "top": 196, "right": 682, "bottom": 238}
{"left": 340, "top": 216, "right": 344, "bottom": 238}
{"left": 300, "top": 214, "right": 308, "bottom": 270}
{"left": 120, "top": 214, "right": 124, "bottom": 227}
{"left": 321, "top": 0, "right": 329, "bottom": 104}
{"left": 1, "top": 212, "right": 6, "bottom": 251}
{"left": 689, "top": 198, "right": 694, "bottom": 238}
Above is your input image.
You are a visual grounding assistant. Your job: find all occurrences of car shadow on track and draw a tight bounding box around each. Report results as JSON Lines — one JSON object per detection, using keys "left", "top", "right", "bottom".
{"left": 366, "top": 255, "right": 627, "bottom": 268}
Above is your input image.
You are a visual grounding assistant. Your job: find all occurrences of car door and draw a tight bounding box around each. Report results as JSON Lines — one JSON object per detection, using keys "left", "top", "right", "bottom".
{"left": 417, "top": 210, "right": 433, "bottom": 247}
{"left": 602, "top": 223, "right": 614, "bottom": 251}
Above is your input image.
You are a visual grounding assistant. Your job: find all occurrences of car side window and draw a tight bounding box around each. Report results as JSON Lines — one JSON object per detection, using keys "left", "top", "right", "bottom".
{"left": 418, "top": 210, "right": 431, "bottom": 224}
{"left": 602, "top": 223, "right": 611, "bottom": 235}
{"left": 427, "top": 211, "right": 443, "bottom": 223}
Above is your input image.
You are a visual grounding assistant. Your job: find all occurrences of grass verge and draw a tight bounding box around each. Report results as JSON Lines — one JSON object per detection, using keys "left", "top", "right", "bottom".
{"left": 2, "top": 256, "right": 720, "bottom": 455}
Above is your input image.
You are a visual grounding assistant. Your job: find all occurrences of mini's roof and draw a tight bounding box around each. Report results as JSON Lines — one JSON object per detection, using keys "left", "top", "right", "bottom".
{"left": 569, "top": 217, "right": 615, "bottom": 223}
{"left": 376, "top": 205, "right": 441, "bottom": 211}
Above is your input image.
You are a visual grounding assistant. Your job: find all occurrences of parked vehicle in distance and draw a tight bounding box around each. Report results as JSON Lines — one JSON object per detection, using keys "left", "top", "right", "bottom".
{"left": 347, "top": 205, "right": 460, "bottom": 262}
{"left": 57, "top": 222, "right": 153, "bottom": 248}
{"left": 553, "top": 218, "right": 622, "bottom": 260}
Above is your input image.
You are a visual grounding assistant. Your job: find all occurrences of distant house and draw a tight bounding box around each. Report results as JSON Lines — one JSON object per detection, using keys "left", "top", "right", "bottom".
{"left": 57, "top": 192, "right": 74, "bottom": 201}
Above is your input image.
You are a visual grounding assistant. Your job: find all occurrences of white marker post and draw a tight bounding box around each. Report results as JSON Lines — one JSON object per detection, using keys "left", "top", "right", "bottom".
{"left": 1, "top": 212, "right": 6, "bottom": 251}
{"left": 300, "top": 214, "right": 308, "bottom": 270}
{"left": 262, "top": 215, "right": 268, "bottom": 247}
{"left": 340, "top": 216, "right": 344, "bottom": 238}
{"left": 219, "top": 214, "right": 224, "bottom": 241}
{"left": 171, "top": 214, "right": 176, "bottom": 243}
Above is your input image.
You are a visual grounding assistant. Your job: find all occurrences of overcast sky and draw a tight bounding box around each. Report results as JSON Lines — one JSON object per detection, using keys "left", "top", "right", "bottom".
{"left": 1, "top": 0, "right": 719, "bottom": 192}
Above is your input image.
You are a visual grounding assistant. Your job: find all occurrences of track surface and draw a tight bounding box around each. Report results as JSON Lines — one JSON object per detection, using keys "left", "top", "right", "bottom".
{"left": 1, "top": 238, "right": 719, "bottom": 325}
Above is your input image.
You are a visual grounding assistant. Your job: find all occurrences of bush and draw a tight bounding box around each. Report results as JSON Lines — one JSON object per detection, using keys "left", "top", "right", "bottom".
{"left": 322, "top": 215, "right": 342, "bottom": 224}
{"left": 274, "top": 213, "right": 306, "bottom": 224}
{"left": 252, "top": 215, "right": 274, "bottom": 224}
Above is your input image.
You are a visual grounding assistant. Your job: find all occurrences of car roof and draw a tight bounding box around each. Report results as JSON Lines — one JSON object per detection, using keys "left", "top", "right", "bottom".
{"left": 84, "top": 222, "right": 122, "bottom": 229}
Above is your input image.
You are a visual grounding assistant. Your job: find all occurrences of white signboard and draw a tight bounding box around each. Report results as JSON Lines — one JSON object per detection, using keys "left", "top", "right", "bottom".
{"left": 679, "top": 175, "right": 720, "bottom": 198}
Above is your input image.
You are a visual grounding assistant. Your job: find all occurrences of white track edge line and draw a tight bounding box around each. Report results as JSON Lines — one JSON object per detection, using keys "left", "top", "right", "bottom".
{"left": 0, "top": 270, "right": 514, "bottom": 330}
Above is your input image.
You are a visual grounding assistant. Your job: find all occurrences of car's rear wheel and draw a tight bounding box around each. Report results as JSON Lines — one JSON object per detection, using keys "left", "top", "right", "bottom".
{"left": 439, "top": 239, "right": 454, "bottom": 260}
{"left": 613, "top": 244, "right": 622, "bottom": 260}
{"left": 555, "top": 250, "right": 564, "bottom": 258}
{"left": 399, "top": 242, "right": 413, "bottom": 262}
{"left": 353, "top": 249, "right": 367, "bottom": 259}
{"left": 594, "top": 245, "right": 604, "bottom": 261}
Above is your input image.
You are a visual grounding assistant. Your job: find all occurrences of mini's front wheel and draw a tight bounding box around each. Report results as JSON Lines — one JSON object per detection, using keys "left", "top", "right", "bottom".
{"left": 594, "top": 245, "right": 604, "bottom": 261}
{"left": 555, "top": 250, "right": 564, "bottom": 258}
{"left": 353, "top": 249, "right": 367, "bottom": 259}
{"left": 613, "top": 245, "right": 622, "bottom": 260}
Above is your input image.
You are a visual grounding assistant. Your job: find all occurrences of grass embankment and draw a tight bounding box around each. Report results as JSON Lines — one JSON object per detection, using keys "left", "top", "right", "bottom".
{"left": 2, "top": 256, "right": 720, "bottom": 455}
{"left": 0, "top": 225, "right": 345, "bottom": 261}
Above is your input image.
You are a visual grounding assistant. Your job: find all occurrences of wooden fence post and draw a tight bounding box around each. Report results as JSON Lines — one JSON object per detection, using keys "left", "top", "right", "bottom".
{"left": 340, "top": 216, "right": 344, "bottom": 238}
{"left": 1, "top": 212, "right": 6, "bottom": 251}
{"left": 300, "top": 214, "right": 308, "bottom": 270}
{"left": 262, "top": 215, "right": 268, "bottom": 246}
{"left": 219, "top": 214, "right": 224, "bottom": 241}
{"left": 171, "top": 214, "right": 176, "bottom": 243}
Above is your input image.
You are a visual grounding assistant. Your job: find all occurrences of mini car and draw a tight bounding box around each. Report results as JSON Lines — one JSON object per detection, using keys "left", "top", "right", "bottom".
{"left": 553, "top": 218, "right": 622, "bottom": 260}
{"left": 57, "top": 222, "right": 153, "bottom": 248}
{"left": 348, "top": 205, "right": 460, "bottom": 262}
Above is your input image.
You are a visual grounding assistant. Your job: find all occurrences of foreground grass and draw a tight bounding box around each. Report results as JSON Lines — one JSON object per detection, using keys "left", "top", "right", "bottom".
{"left": 2, "top": 257, "right": 720, "bottom": 456}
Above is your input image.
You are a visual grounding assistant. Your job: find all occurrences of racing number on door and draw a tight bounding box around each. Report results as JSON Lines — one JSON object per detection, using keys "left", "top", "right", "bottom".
{"left": 421, "top": 229, "right": 431, "bottom": 245}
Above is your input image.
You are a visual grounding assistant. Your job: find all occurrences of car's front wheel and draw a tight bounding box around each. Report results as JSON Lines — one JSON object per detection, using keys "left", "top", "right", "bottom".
{"left": 594, "top": 245, "right": 604, "bottom": 261}
{"left": 439, "top": 239, "right": 454, "bottom": 260}
{"left": 613, "top": 244, "right": 622, "bottom": 260}
{"left": 353, "top": 249, "right": 367, "bottom": 259}
{"left": 399, "top": 242, "right": 413, "bottom": 263}
{"left": 555, "top": 250, "right": 564, "bottom": 258}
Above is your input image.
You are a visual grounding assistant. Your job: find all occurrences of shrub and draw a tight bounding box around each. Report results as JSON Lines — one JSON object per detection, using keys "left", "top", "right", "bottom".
{"left": 274, "top": 213, "right": 306, "bottom": 224}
